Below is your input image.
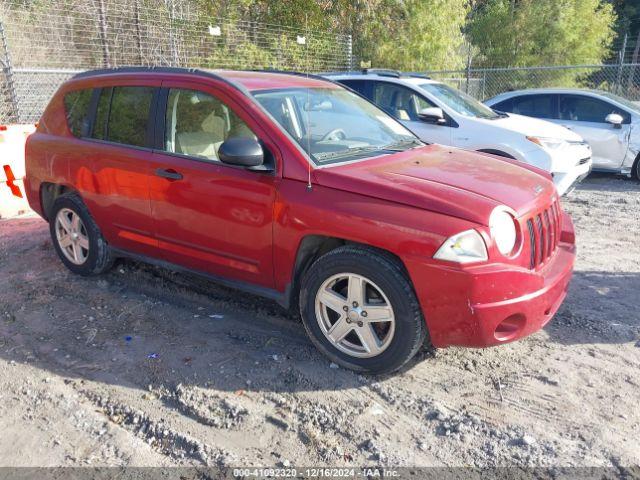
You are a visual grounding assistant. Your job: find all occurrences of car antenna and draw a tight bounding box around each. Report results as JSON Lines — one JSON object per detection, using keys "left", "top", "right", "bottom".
{"left": 304, "top": 14, "right": 313, "bottom": 192}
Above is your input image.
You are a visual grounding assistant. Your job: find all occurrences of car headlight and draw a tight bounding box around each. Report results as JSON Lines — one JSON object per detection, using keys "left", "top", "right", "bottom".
{"left": 489, "top": 206, "right": 517, "bottom": 256}
{"left": 434, "top": 229, "right": 488, "bottom": 264}
{"left": 526, "top": 136, "right": 568, "bottom": 151}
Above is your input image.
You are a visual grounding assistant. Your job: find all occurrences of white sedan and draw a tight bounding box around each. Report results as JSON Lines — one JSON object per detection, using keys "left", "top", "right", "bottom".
{"left": 485, "top": 88, "right": 640, "bottom": 181}
{"left": 326, "top": 71, "right": 592, "bottom": 196}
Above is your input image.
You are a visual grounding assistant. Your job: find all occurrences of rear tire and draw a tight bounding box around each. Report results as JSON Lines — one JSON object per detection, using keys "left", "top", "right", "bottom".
{"left": 634, "top": 156, "right": 640, "bottom": 181}
{"left": 49, "top": 193, "right": 113, "bottom": 276}
{"left": 299, "top": 246, "right": 427, "bottom": 374}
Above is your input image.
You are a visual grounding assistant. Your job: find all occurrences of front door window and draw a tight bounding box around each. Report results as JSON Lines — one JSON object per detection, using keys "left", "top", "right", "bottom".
{"left": 164, "top": 89, "right": 257, "bottom": 162}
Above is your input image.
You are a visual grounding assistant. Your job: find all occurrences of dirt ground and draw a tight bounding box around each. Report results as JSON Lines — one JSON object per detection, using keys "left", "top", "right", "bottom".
{"left": 0, "top": 174, "right": 638, "bottom": 472}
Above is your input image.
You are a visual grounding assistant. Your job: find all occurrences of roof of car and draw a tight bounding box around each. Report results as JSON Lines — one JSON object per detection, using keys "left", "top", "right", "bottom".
{"left": 71, "top": 67, "right": 335, "bottom": 91}
{"left": 486, "top": 87, "right": 611, "bottom": 101}
{"left": 325, "top": 70, "right": 439, "bottom": 84}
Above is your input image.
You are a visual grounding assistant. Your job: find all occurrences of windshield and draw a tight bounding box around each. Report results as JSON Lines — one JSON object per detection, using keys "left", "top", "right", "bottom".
{"left": 598, "top": 91, "right": 640, "bottom": 115}
{"left": 419, "top": 83, "right": 500, "bottom": 120}
{"left": 252, "top": 87, "right": 420, "bottom": 164}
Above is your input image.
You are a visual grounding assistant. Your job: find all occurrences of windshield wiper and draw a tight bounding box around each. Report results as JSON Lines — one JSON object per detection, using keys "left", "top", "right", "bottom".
{"left": 314, "top": 146, "right": 383, "bottom": 161}
{"left": 491, "top": 109, "right": 509, "bottom": 119}
{"left": 314, "top": 139, "right": 423, "bottom": 162}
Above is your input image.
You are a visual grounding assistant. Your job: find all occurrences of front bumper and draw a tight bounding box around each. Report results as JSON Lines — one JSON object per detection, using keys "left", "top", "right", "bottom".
{"left": 552, "top": 158, "right": 592, "bottom": 196}
{"left": 405, "top": 214, "right": 576, "bottom": 348}
{"left": 523, "top": 145, "right": 592, "bottom": 196}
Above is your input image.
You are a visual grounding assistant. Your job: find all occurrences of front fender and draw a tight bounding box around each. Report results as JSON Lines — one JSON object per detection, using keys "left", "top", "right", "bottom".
{"left": 272, "top": 179, "right": 481, "bottom": 294}
{"left": 622, "top": 128, "right": 640, "bottom": 173}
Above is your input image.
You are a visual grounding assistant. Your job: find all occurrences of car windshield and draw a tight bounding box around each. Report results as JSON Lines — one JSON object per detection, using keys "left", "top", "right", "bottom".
{"left": 598, "top": 91, "right": 640, "bottom": 116}
{"left": 419, "top": 82, "right": 501, "bottom": 120}
{"left": 252, "top": 87, "right": 420, "bottom": 164}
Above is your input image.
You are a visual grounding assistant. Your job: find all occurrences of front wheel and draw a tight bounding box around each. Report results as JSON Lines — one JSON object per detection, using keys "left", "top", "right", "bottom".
{"left": 299, "top": 246, "right": 427, "bottom": 374}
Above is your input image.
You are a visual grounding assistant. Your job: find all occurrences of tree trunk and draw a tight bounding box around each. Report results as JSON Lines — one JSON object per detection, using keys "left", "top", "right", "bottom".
{"left": 134, "top": 0, "right": 143, "bottom": 65}
{"left": 95, "top": 0, "right": 110, "bottom": 68}
{"left": 627, "top": 32, "right": 640, "bottom": 92}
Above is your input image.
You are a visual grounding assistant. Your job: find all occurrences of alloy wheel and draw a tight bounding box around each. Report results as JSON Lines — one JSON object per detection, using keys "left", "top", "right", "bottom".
{"left": 314, "top": 273, "right": 395, "bottom": 358}
{"left": 54, "top": 208, "right": 89, "bottom": 265}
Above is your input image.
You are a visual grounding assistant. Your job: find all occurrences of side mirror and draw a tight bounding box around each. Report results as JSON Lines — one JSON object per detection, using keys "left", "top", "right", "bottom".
{"left": 218, "top": 137, "right": 264, "bottom": 168}
{"left": 605, "top": 113, "right": 623, "bottom": 129}
{"left": 418, "top": 107, "right": 446, "bottom": 125}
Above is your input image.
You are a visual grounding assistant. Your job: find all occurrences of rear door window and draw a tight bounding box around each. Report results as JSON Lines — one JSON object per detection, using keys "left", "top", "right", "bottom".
{"left": 106, "top": 86, "right": 155, "bottom": 147}
{"left": 491, "top": 98, "right": 512, "bottom": 112}
{"left": 510, "top": 95, "right": 556, "bottom": 119}
{"left": 63, "top": 89, "right": 93, "bottom": 137}
{"left": 339, "top": 79, "right": 368, "bottom": 96}
{"left": 558, "top": 95, "right": 630, "bottom": 123}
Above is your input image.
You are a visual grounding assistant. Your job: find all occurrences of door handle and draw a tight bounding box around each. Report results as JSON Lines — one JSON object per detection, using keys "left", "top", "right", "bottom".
{"left": 155, "top": 168, "right": 183, "bottom": 180}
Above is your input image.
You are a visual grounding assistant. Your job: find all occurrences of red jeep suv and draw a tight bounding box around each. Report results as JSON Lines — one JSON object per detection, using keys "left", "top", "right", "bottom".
{"left": 25, "top": 67, "right": 576, "bottom": 373}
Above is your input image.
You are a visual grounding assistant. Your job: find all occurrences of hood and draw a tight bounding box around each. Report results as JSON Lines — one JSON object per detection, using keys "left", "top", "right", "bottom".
{"left": 314, "top": 145, "right": 556, "bottom": 225}
{"left": 480, "top": 113, "right": 583, "bottom": 142}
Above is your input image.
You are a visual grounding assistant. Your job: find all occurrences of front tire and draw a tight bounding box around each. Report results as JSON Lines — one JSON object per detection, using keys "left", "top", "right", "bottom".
{"left": 49, "top": 193, "right": 113, "bottom": 276}
{"left": 299, "top": 246, "right": 427, "bottom": 374}
{"left": 634, "top": 155, "right": 640, "bottom": 181}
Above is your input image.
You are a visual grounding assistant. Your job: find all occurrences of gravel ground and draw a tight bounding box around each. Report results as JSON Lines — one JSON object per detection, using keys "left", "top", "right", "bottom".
{"left": 0, "top": 174, "right": 638, "bottom": 471}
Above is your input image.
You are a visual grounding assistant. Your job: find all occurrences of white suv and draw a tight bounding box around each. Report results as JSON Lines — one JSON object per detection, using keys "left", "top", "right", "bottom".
{"left": 326, "top": 70, "right": 592, "bottom": 196}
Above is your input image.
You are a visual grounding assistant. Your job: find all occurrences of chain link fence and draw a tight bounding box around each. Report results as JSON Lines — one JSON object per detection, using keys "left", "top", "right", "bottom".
{"left": 0, "top": 0, "right": 353, "bottom": 124}
{"left": 427, "top": 63, "right": 640, "bottom": 102}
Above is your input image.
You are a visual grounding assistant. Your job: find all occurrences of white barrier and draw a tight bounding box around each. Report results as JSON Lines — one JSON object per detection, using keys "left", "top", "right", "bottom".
{"left": 0, "top": 124, "right": 35, "bottom": 219}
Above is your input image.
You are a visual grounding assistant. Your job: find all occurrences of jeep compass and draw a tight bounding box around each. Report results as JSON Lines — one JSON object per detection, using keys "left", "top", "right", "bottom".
{"left": 24, "top": 67, "right": 576, "bottom": 373}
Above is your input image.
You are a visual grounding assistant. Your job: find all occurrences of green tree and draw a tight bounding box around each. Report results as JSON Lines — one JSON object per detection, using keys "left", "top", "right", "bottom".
{"left": 468, "top": 0, "right": 616, "bottom": 67}
{"left": 366, "top": 0, "right": 469, "bottom": 71}
{"left": 199, "top": 0, "right": 470, "bottom": 71}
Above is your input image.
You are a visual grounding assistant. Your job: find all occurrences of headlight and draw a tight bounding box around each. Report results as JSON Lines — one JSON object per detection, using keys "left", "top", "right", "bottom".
{"left": 526, "top": 136, "right": 568, "bottom": 151}
{"left": 489, "top": 207, "right": 517, "bottom": 256}
{"left": 434, "top": 229, "right": 488, "bottom": 264}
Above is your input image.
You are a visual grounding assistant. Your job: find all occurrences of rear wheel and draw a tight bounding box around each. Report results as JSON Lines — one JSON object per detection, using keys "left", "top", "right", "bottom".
{"left": 49, "top": 193, "right": 113, "bottom": 276}
{"left": 634, "top": 155, "right": 640, "bottom": 181}
{"left": 299, "top": 246, "right": 427, "bottom": 374}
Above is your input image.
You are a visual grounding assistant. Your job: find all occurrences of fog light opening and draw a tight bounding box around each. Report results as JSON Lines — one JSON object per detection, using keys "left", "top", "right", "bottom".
{"left": 494, "top": 314, "right": 526, "bottom": 342}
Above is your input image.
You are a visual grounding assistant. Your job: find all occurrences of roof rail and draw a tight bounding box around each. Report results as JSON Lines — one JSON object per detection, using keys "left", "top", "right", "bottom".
{"left": 69, "top": 66, "right": 253, "bottom": 97}
{"left": 359, "top": 69, "right": 431, "bottom": 80}
{"left": 404, "top": 72, "right": 431, "bottom": 79}
{"left": 248, "top": 68, "right": 335, "bottom": 83}
{"left": 362, "top": 68, "right": 401, "bottom": 78}
{"left": 71, "top": 66, "right": 201, "bottom": 79}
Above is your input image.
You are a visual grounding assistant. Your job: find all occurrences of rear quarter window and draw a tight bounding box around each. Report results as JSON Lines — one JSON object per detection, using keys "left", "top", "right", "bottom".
{"left": 63, "top": 89, "right": 93, "bottom": 137}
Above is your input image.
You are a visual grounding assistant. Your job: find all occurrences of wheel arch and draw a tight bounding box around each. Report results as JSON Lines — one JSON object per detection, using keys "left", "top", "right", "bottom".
{"left": 40, "top": 182, "right": 79, "bottom": 221}
{"left": 632, "top": 150, "right": 640, "bottom": 180}
{"left": 284, "top": 234, "right": 410, "bottom": 313}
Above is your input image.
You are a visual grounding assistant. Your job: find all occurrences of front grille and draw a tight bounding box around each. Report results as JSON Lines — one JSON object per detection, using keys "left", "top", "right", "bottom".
{"left": 577, "top": 157, "right": 590, "bottom": 166}
{"left": 526, "top": 200, "right": 562, "bottom": 269}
